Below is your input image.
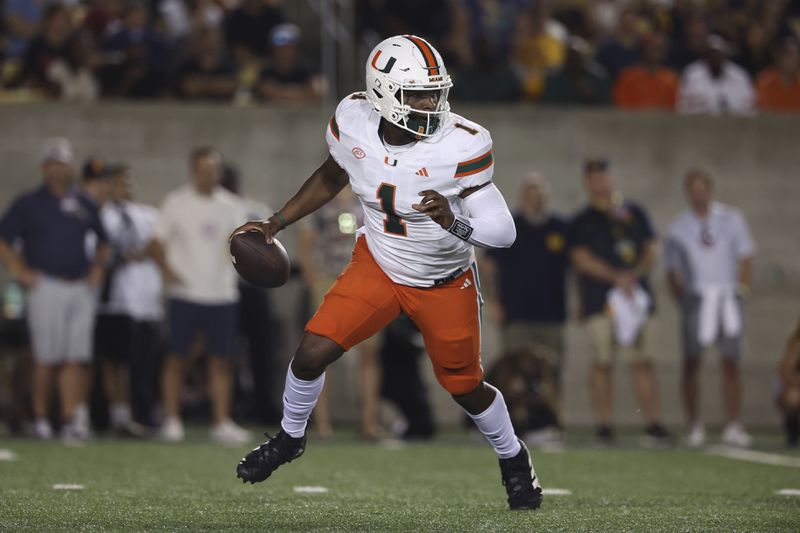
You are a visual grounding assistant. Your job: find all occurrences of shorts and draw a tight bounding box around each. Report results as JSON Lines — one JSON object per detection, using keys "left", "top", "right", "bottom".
{"left": 681, "top": 294, "right": 743, "bottom": 358}
{"left": 26, "top": 276, "right": 97, "bottom": 364}
{"left": 168, "top": 298, "right": 237, "bottom": 357}
{"left": 585, "top": 312, "right": 654, "bottom": 364}
{"left": 501, "top": 321, "right": 564, "bottom": 364}
{"left": 95, "top": 314, "right": 135, "bottom": 362}
{"left": 311, "top": 273, "right": 380, "bottom": 351}
{"left": 306, "top": 236, "right": 483, "bottom": 395}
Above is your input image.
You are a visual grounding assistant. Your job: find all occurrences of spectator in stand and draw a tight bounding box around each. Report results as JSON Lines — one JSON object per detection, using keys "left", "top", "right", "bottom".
{"left": 777, "top": 317, "right": 800, "bottom": 448}
{"left": 541, "top": 37, "right": 611, "bottom": 105}
{"left": 734, "top": 21, "right": 775, "bottom": 80}
{"left": 14, "top": 3, "right": 74, "bottom": 95}
{"left": 464, "top": 0, "right": 533, "bottom": 61}
{"left": 665, "top": 169, "right": 756, "bottom": 448}
{"left": 435, "top": 1, "right": 474, "bottom": 72}
{"left": 147, "top": 147, "right": 250, "bottom": 445}
{"left": 595, "top": 7, "right": 642, "bottom": 80}
{"left": 358, "top": 0, "right": 453, "bottom": 50}
{"left": 614, "top": 32, "right": 678, "bottom": 110}
{"left": 45, "top": 30, "right": 100, "bottom": 103}
{"left": 667, "top": 12, "right": 709, "bottom": 71}
{"left": 97, "top": 164, "right": 163, "bottom": 434}
{"left": 176, "top": 25, "right": 238, "bottom": 101}
{"left": 569, "top": 158, "right": 671, "bottom": 446}
{"left": 99, "top": 0, "right": 167, "bottom": 98}
{"left": 663, "top": 0, "right": 698, "bottom": 42}
{"left": 256, "top": 24, "right": 323, "bottom": 104}
{"left": 83, "top": 0, "right": 124, "bottom": 42}
{"left": 451, "top": 36, "right": 521, "bottom": 102}
{"left": 481, "top": 174, "right": 569, "bottom": 395}
{"left": 3, "top": 0, "right": 48, "bottom": 59}
{"left": 756, "top": 38, "right": 800, "bottom": 112}
{"left": 223, "top": 0, "right": 284, "bottom": 68}
{"left": 511, "top": 3, "right": 565, "bottom": 101}
{"left": 677, "top": 35, "right": 754, "bottom": 115}
{"left": 0, "top": 138, "right": 109, "bottom": 442}
{"left": 159, "top": 0, "right": 224, "bottom": 44}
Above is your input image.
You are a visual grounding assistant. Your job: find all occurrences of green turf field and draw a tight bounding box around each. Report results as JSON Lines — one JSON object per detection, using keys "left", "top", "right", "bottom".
{"left": 1, "top": 429, "right": 799, "bottom": 532}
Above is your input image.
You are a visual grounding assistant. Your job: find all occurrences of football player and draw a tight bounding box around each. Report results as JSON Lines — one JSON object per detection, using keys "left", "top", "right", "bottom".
{"left": 233, "top": 35, "right": 543, "bottom": 510}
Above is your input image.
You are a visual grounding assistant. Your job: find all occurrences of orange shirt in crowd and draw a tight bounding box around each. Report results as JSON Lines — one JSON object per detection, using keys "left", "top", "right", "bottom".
{"left": 613, "top": 65, "right": 679, "bottom": 110}
{"left": 756, "top": 68, "right": 800, "bottom": 111}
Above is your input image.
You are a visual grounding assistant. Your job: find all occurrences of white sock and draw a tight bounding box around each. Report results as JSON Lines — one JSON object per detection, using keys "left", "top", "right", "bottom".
{"left": 280, "top": 362, "right": 325, "bottom": 438}
{"left": 467, "top": 384, "right": 521, "bottom": 459}
{"left": 111, "top": 403, "right": 131, "bottom": 429}
{"left": 73, "top": 403, "right": 90, "bottom": 431}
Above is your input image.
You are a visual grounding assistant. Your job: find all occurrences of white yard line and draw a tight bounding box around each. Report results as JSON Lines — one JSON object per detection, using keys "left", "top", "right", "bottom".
{"left": 52, "top": 484, "right": 85, "bottom": 490}
{"left": 706, "top": 445, "right": 800, "bottom": 468}
{"left": 542, "top": 488, "right": 572, "bottom": 496}
{"left": 775, "top": 489, "right": 800, "bottom": 496}
{"left": 0, "top": 449, "right": 18, "bottom": 461}
{"left": 293, "top": 486, "right": 329, "bottom": 494}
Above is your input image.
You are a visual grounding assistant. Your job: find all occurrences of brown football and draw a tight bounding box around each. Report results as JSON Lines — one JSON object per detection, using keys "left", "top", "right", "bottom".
{"left": 229, "top": 231, "right": 290, "bottom": 288}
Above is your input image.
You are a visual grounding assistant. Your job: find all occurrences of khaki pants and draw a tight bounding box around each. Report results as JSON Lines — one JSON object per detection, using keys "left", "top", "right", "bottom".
{"left": 501, "top": 321, "right": 564, "bottom": 390}
{"left": 585, "top": 313, "right": 654, "bottom": 364}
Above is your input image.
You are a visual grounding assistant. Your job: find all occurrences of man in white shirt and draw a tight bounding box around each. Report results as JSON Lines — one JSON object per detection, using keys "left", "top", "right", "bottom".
{"left": 148, "top": 147, "right": 250, "bottom": 445}
{"left": 98, "top": 164, "right": 164, "bottom": 433}
{"left": 665, "top": 169, "right": 756, "bottom": 448}
{"left": 677, "top": 35, "right": 755, "bottom": 115}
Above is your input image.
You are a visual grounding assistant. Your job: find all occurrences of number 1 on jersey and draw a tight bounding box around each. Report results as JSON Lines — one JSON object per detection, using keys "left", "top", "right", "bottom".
{"left": 377, "top": 183, "right": 407, "bottom": 236}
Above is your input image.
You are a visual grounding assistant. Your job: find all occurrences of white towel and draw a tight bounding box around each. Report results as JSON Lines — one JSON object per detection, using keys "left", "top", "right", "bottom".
{"left": 607, "top": 286, "right": 651, "bottom": 347}
{"left": 697, "top": 285, "right": 742, "bottom": 347}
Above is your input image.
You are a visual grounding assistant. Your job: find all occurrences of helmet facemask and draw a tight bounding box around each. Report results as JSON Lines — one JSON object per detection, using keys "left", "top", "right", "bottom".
{"left": 395, "top": 85, "right": 451, "bottom": 138}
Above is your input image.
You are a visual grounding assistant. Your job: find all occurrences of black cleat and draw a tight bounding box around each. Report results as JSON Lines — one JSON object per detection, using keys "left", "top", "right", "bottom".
{"left": 236, "top": 430, "right": 306, "bottom": 484}
{"left": 596, "top": 425, "right": 616, "bottom": 446}
{"left": 641, "top": 423, "right": 675, "bottom": 449}
{"left": 499, "top": 439, "right": 543, "bottom": 511}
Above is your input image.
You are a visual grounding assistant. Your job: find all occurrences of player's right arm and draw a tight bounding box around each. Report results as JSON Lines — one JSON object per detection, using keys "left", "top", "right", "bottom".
{"left": 231, "top": 155, "right": 348, "bottom": 244}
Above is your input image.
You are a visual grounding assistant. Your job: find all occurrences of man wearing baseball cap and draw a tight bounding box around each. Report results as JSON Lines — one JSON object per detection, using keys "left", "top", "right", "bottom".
{"left": 0, "top": 137, "right": 109, "bottom": 442}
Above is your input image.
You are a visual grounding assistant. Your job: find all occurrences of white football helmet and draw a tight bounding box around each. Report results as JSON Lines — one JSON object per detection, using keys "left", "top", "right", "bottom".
{"left": 365, "top": 35, "right": 453, "bottom": 138}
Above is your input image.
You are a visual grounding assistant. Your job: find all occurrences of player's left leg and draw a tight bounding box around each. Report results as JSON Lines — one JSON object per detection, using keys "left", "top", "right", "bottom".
{"left": 237, "top": 237, "right": 400, "bottom": 484}
{"left": 402, "top": 267, "right": 542, "bottom": 510}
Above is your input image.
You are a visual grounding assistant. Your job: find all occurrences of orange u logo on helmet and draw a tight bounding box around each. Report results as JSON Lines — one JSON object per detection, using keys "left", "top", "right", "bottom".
{"left": 370, "top": 51, "right": 396, "bottom": 74}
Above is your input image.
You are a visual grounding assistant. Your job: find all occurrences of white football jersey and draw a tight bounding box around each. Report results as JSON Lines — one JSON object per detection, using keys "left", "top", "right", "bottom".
{"left": 326, "top": 93, "right": 495, "bottom": 287}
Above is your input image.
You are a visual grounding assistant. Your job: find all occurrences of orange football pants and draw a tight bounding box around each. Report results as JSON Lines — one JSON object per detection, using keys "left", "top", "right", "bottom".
{"left": 306, "top": 236, "right": 483, "bottom": 395}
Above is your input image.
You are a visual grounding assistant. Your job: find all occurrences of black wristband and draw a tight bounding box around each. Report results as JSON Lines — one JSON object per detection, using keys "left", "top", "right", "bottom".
{"left": 448, "top": 217, "right": 473, "bottom": 241}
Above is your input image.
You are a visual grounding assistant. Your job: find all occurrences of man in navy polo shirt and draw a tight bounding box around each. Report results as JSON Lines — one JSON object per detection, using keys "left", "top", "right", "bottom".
{"left": 483, "top": 174, "right": 569, "bottom": 394}
{"left": 569, "top": 158, "right": 671, "bottom": 446}
{"left": 0, "top": 137, "right": 109, "bottom": 441}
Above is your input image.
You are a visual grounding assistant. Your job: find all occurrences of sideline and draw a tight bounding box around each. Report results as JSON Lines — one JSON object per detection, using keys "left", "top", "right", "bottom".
{"left": 706, "top": 445, "right": 800, "bottom": 468}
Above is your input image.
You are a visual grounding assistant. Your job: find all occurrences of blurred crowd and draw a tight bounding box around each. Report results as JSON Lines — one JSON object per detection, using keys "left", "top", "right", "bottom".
{"left": 2, "top": 137, "right": 799, "bottom": 450}
{"left": 0, "top": 137, "right": 439, "bottom": 445}
{"left": 0, "top": 0, "right": 799, "bottom": 112}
